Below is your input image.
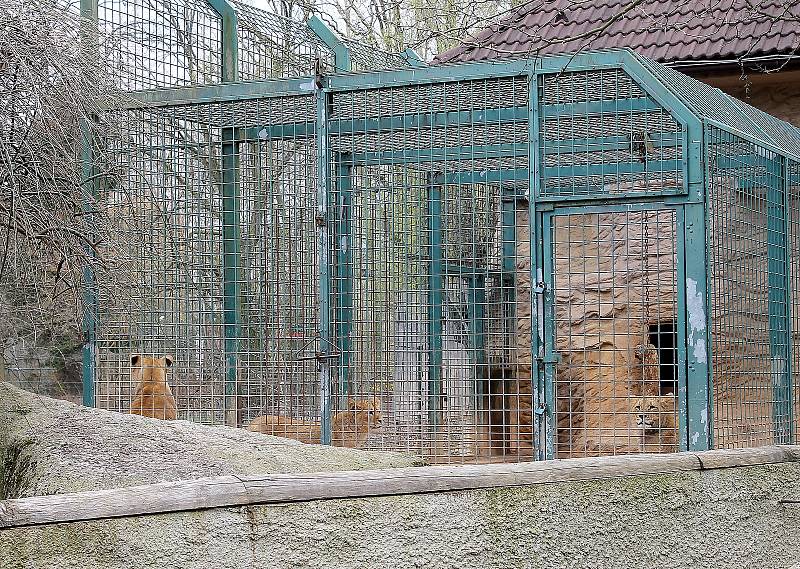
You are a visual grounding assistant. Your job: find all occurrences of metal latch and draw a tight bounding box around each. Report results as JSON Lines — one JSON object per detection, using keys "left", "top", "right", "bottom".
{"left": 533, "top": 281, "right": 547, "bottom": 294}
{"left": 534, "top": 353, "right": 561, "bottom": 364}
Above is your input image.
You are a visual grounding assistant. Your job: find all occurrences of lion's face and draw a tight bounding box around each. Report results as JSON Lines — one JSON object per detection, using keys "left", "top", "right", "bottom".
{"left": 348, "top": 399, "right": 383, "bottom": 430}
{"left": 633, "top": 396, "right": 674, "bottom": 433}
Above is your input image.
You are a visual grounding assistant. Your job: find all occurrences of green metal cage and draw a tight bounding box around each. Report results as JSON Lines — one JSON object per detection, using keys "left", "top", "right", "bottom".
{"left": 81, "top": 0, "right": 800, "bottom": 463}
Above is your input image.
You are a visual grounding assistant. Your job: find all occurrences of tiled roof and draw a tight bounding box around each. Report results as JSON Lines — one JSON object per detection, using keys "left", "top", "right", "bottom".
{"left": 436, "top": 0, "right": 800, "bottom": 64}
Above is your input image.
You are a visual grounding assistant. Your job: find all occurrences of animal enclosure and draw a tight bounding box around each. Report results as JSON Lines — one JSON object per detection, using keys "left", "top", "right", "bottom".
{"left": 79, "top": 0, "right": 800, "bottom": 463}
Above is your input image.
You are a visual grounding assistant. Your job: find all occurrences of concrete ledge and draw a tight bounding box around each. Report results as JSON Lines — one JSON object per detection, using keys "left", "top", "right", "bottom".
{"left": 2, "top": 445, "right": 798, "bottom": 529}
{"left": 3, "top": 447, "right": 800, "bottom": 569}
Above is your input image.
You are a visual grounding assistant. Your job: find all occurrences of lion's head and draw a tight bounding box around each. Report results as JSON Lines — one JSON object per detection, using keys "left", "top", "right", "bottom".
{"left": 633, "top": 395, "right": 675, "bottom": 434}
{"left": 130, "top": 354, "right": 173, "bottom": 389}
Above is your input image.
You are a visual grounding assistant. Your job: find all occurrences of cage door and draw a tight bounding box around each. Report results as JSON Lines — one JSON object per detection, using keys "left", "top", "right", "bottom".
{"left": 542, "top": 206, "right": 685, "bottom": 459}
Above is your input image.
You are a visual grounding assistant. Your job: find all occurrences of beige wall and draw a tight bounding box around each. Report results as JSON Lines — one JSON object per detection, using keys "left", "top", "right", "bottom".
{"left": 699, "top": 69, "right": 800, "bottom": 127}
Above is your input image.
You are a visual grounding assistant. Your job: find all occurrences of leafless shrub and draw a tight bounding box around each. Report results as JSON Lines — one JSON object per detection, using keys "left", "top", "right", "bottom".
{"left": 0, "top": 0, "right": 128, "bottom": 332}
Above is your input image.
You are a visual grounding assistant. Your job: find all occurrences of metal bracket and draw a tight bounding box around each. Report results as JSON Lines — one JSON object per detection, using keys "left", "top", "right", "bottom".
{"left": 533, "top": 281, "right": 547, "bottom": 294}
{"left": 294, "top": 336, "right": 341, "bottom": 361}
{"left": 535, "top": 353, "right": 561, "bottom": 364}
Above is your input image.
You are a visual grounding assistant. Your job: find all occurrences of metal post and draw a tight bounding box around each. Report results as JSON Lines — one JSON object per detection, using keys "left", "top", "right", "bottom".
{"left": 208, "top": 0, "right": 240, "bottom": 426}
{"left": 539, "top": 212, "right": 556, "bottom": 460}
{"left": 79, "top": 0, "right": 98, "bottom": 408}
{"left": 206, "top": 0, "right": 239, "bottom": 83}
{"left": 684, "top": 121, "right": 711, "bottom": 451}
{"left": 783, "top": 156, "right": 795, "bottom": 443}
{"left": 768, "top": 155, "right": 792, "bottom": 444}
{"left": 334, "top": 155, "right": 353, "bottom": 409}
{"left": 80, "top": 119, "right": 97, "bottom": 408}
{"left": 316, "top": 84, "right": 333, "bottom": 445}
{"left": 529, "top": 71, "right": 549, "bottom": 460}
{"left": 427, "top": 178, "right": 443, "bottom": 430}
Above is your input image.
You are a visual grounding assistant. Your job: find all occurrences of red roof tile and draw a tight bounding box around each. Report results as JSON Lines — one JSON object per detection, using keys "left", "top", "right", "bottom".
{"left": 436, "top": 0, "right": 800, "bottom": 64}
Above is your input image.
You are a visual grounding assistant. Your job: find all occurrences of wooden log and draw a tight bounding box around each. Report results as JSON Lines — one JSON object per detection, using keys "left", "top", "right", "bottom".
{"left": 2, "top": 446, "right": 799, "bottom": 530}
{"left": 692, "top": 445, "right": 800, "bottom": 470}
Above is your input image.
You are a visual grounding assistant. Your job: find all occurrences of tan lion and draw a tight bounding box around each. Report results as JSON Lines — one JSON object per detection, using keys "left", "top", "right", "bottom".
{"left": 633, "top": 394, "right": 677, "bottom": 453}
{"left": 247, "top": 399, "right": 383, "bottom": 449}
{"left": 129, "top": 355, "right": 177, "bottom": 420}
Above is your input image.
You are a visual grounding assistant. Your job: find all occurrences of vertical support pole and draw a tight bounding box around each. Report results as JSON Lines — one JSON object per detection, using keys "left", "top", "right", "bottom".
{"left": 307, "top": 15, "right": 352, "bottom": 72}
{"left": 305, "top": 13, "right": 349, "bottom": 439}
{"left": 529, "top": 70, "right": 549, "bottom": 460}
{"left": 675, "top": 206, "right": 689, "bottom": 451}
{"left": 783, "top": 156, "right": 795, "bottom": 443}
{"left": 427, "top": 178, "right": 443, "bottom": 430}
{"left": 79, "top": 0, "right": 97, "bottom": 22}
{"left": 334, "top": 154, "right": 353, "bottom": 409}
{"left": 684, "top": 121, "right": 711, "bottom": 451}
{"left": 208, "top": 0, "right": 240, "bottom": 426}
{"left": 316, "top": 84, "right": 333, "bottom": 445}
{"left": 79, "top": 0, "right": 98, "bottom": 408}
{"left": 80, "top": 119, "right": 97, "bottom": 408}
{"left": 539, "top": 212, "right": 556, "bottom": 460}
{"left": 206, "top": 0, "right": 239, "bottom": 83}
{"left": 221, "top": 128, "right": 240, "bottom": 428}
{"left": 768, "top": 155, "right": 792, "bottom": 443}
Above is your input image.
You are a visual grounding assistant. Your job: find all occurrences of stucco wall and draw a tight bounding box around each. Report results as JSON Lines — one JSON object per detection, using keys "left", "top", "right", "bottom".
{"left": 704, "top": 70, "right": 800, "bottom": 128}
{"left": 3, "top": 460, "right": 800, "bottom": 569}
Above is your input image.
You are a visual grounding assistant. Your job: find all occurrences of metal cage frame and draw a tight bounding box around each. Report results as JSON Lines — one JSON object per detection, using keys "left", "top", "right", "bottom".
{"left": 80, "top": 0, "right": 800, "bottom": 462}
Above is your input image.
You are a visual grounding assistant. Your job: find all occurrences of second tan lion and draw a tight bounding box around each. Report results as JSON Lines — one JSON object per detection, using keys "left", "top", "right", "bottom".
{"left": 634, "top": 394, "right": 677, "bottom": 453}
{"left": 247, "top": 399, "right": 383, "bottom": 449}
{"left": 129, "top": 354, "right": 177, "bottom": 420}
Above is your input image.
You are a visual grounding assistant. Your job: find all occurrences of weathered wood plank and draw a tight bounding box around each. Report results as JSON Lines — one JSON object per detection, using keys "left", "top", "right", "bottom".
{"left": 2, "top": 446, "right": 798, "bottom": 530}
{"left": 692, "top": 445, "right": 800, "bottom": 469}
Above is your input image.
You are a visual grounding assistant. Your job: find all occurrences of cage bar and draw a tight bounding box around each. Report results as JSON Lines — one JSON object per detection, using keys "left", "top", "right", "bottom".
{"left": 72, "top": 11, "right": 800, "bottom": 465}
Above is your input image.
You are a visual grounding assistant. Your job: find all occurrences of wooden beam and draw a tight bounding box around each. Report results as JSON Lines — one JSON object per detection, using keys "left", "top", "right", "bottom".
{"left": 1, "top": 446, "right": 799, "bottom": 530}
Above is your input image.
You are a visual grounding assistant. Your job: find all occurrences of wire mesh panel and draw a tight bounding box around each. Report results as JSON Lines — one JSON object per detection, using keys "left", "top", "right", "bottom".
{"left": 708, "top": 126, "right": 792, "bottom": 448}
{"left": 538, "top": 68, "right": 684, "bottom": 199}
{"left": 342, "top": 37, "right": 412, "bottom": 72}
{"left": 327, "top": 76, "right": 530, "bottom": 463}
{"left": 237, "top": 95, "right": 320, "bottom": 428}
{"left": 95, "top": 94, "right": 320, "bottom": 425}
{"left": 232, "top": 1, "right": 334, "bottom": 80}
{"left": 548, "top": 209, "right": 680, "bottom": 458}
{"left": 790, "top": 159, "right": 800, "bottom": 443}
{"left": 95, "top": 0, "right": 407, "bottom": 91}
{"left": 96, "top": 103, "right": 226, "bottom": 422}
{"left": 97, "top": 0, "right": 223, "bottom": 90}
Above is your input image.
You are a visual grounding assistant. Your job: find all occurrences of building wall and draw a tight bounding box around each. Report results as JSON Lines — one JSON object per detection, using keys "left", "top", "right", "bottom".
{"left": 700, "top": 69, "right": 800, "bottom": 127}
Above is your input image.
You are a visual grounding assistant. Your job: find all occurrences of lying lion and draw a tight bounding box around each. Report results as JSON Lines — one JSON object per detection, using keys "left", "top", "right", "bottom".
{"left": 247, "top": 399, "right": 382, "bottom": 449}
{"left": 129, "top": 354, "right": 177, "bottom": 420}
